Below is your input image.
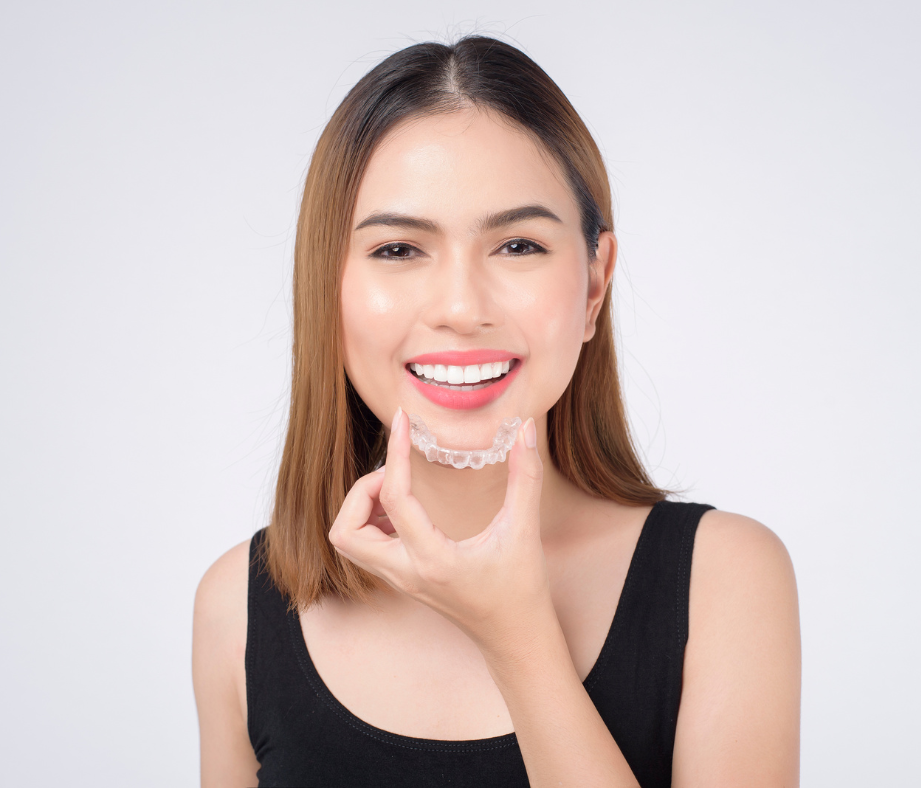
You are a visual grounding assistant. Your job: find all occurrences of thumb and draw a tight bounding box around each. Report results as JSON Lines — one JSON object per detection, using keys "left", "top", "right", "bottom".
{"left": 503, "top": 417, "right": 543, "bottom": 530}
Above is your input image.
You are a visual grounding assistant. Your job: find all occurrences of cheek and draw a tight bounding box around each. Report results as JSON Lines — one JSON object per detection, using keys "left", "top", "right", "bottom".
{"left": 529, "top": 266, "right": 587, "bottom": 346}
{"left": 513, "top": 264, "right": 587, "bottom": 393}
{"left": 340, "top": 263, "right": 412, "bottom": 390}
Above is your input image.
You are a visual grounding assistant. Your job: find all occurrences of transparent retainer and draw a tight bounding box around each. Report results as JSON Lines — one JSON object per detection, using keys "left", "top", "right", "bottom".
{"left": 408, "top": 414, "right": 522, "bottom": 470}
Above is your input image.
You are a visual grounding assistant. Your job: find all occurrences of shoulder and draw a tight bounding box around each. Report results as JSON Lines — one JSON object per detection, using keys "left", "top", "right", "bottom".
{"left": 194, "top": 537, "right": 253, "bottom": 642}
{"left": 192, "top": 537, "right": 261, "bottom": 786}
{"left": 192, "top": 537, "right": 254, "bottom": 709}
{"left": 687, "top": 508, "right": 799, "bottom": 658}
{"left": 673, "top": 509, "right": 801, "bottom": 784}
{"left": 692, "top": 507, "right": 796, "bottom": 571}
{"left": 690, "top": 508, "right": 798, "bottom": 606}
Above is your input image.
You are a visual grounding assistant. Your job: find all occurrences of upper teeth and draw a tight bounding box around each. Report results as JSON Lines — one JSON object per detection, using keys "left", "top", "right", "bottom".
{"left": 411, "top": 361, "right": 511, "bottom": 384}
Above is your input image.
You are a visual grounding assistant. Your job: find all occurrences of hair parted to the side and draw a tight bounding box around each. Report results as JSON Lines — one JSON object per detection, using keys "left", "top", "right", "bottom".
{"left": 263, "top": 35, "right": 671, "bottom": 612}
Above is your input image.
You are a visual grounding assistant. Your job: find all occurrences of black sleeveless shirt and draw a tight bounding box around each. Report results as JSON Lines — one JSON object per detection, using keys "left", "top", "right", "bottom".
{"left": 246, "top": 499, "right": 715, "bottom": 787}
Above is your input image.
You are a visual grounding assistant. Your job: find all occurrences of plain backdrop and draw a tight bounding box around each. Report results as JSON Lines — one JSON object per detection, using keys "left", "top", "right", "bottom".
{"left": 1, "top": 1, "right": 918, "bottom": 784}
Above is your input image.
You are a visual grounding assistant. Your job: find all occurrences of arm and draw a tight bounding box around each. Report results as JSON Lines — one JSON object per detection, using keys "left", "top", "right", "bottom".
{"left": 482, "top": 603, "right": 641, "bottom": 788}
{"left": 481, "top": 510, "right": 801, "bottom": 788}
{"left": 191, "top": 540, "right": 260, "bottom": 788}
{"left": 672, "top": 510, "right": 801, "bottom": 786}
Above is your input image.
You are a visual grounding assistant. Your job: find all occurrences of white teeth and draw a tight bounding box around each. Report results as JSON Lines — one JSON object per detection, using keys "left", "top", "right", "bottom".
{"left": 463, "top": 365, "right": 481, "bottom": 384}
{"left": 410, "top": 359, "right": 515, "bottom": 385}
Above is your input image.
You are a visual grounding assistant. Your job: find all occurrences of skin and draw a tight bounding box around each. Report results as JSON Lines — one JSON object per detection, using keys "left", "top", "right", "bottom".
{"left": 192, "top": 106, "right": 801, "bottom": 787}
{"left": 339, "top": 107, "right": 613, "bottom": 552}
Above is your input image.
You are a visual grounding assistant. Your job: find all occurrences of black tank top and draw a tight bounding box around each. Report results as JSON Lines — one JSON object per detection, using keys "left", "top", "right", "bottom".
{"left": 246, "top": 499, "right": 715, "bottom": 787}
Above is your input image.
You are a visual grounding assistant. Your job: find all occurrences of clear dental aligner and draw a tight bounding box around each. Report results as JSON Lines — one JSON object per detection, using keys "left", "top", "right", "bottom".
{"left": 408, "top": 414, "right": 522, "bottom": 470}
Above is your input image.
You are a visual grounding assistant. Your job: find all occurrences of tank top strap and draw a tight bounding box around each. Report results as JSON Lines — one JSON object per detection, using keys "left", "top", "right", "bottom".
{"left": 245, "top": 526, "right": 310, "bottom": 759}
{"left": 584, "top": 499, "right": 715, "bottom": 786}
{"left": 620, "top": 500, "right": 715, "bottom": 657}
{"left": 246, "top": 526, "right": 289, "bottom": 631}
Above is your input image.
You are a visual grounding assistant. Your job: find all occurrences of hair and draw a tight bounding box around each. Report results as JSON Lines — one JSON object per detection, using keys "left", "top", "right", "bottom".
{"left": 263, "top": 35, "right": 670, "bottom": 612}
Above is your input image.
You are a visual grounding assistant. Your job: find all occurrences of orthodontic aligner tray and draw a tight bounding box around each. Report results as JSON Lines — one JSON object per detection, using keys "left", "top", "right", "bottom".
{"left": 408, "top": 414, "right": 522, "bottom": 469}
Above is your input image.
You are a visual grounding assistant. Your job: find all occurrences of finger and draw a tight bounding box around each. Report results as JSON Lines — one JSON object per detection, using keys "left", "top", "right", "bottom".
{"left": 380, "top": 407, "right": 446, "bottom": 560}
{"left": 502, "top": 417, "right": 543, "bottom": 533}
{"left": 327, "top": 469, "right": 386, "bottom": 547}
{"left": 368, "top": 498, "right": 397, "bottom": 536}
{"left": 331, "top": 537, "right": 404, "bottom": 593}
{"left": 328, "top": 469, "right": 408, "bottom": 578}
{"left": 334, "top": 525, "right": 404, "bottom": 580}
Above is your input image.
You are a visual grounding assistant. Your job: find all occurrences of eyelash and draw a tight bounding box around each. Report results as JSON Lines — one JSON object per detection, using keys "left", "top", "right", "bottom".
{"left": 370, "top": 238, "right": 548, "bottom": 260}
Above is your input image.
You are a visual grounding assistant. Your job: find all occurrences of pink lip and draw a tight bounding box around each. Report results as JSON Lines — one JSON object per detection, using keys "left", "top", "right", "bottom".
{"left": 406, "top": 349, "right": 519, "bottom": 367}
{"left": 406, "top": 358, "right": 522, "bottom": 410}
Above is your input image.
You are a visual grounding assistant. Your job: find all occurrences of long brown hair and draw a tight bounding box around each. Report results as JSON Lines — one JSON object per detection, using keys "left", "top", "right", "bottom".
{"left": 264, "top": 35, "right": 670, "bottom": 611}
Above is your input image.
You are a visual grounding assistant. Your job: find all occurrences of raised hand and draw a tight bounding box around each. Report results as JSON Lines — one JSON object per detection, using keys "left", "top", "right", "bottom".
{"left": 328, "top": 407, "right": 552, "bottom": 658}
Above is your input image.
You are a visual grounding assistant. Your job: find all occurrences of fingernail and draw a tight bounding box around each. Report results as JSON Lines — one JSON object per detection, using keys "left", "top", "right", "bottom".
{"left": 524, "top": 417, "right": 537, "bottom": 449}
{"left": 391, "top": 406, "right": 402, "bottom": 433}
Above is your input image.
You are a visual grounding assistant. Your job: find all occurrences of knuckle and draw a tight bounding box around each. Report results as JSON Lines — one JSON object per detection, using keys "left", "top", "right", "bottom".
{"left": 378, "top": 486, "right": 399, "bottom": 513}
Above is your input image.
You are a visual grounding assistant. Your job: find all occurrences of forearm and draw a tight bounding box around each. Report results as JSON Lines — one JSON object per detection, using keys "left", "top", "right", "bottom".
{"left": 481, "top": 603, "right": 640, "bottom": 788}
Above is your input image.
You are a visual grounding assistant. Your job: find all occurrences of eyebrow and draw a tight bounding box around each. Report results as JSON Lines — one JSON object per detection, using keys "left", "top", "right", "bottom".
{"left": 352, "top": 204, "right": 563, "bottom": 234}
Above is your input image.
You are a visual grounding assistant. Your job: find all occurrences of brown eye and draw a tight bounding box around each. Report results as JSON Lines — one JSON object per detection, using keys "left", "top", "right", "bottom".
{"left": 372, "top": 243, "right": 417, "bottom": 259}
{"left": 501, "top": 239, "right": 546, "bottom": 256}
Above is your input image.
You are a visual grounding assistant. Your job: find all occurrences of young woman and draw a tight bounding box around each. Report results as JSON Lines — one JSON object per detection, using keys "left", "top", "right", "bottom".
{"left": 192, "top": 36, "right": 801, "bottom": 787}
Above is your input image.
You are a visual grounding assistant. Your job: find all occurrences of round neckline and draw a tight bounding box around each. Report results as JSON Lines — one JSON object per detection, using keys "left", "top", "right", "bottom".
{"left": 285, "top": 500, "right": 664, "bottom": 752}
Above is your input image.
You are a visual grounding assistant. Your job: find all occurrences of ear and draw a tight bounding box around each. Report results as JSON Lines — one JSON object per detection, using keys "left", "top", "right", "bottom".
{"left": 583, "top": 231, "right": 617, "bottom": 342}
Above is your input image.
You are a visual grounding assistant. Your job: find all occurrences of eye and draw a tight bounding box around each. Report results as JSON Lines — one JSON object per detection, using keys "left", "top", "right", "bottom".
{"left": 499, "top": 238, "right": 547, "bottom": 256}
{"left": 370, "top": 243, "right": 420, "bottom": 260}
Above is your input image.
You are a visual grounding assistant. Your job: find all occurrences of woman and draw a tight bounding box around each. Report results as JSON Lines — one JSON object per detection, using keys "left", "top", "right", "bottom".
{"left": 192, "top": 35, "right": 801, "bottom": 787}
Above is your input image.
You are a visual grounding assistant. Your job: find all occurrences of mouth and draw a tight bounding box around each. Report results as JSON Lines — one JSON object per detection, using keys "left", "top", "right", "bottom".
{"left": 404, "top": 359, "right": 519, "bottom": 391}
{"left": 403, "top": 358, "right": 522, "bottom": 410}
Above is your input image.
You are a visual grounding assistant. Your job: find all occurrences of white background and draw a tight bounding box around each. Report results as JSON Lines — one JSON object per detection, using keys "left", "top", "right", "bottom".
{"left": 2, "top": 1, "right": 918, "bottom": 784}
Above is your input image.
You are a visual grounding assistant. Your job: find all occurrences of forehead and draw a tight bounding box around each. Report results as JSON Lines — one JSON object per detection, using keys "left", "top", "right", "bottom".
{"left": 353, "top": 108, "right": 578, "bottom": 228}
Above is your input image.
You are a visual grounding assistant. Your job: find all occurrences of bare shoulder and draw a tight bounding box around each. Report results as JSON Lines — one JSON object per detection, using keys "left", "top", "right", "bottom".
{"left": 691, "top": 509, "right": 797, "bottom": 594}
{"left": 192, "top": 537, "right": 260, "bottom": 787}
{"left": 194, "top": 538, "right": 252, "bottom": 633}
{"left": 672, "top": 509, "right": 801, "bottom": 786}
{"left": 192, "top": 537, "right": 252, "bottom": 705}
{"left": 686, "top": 508, "right": 800, "bottom": 667}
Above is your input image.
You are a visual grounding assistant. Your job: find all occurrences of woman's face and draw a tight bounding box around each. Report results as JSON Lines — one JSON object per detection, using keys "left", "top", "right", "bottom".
{"left": 341, "top": 108, "right": 612, "bottom": 452}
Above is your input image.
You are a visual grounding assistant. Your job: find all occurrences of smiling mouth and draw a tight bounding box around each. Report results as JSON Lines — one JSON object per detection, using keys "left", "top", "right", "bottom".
{"left": 405, "top": 359, "right": 519, "bottom": 391}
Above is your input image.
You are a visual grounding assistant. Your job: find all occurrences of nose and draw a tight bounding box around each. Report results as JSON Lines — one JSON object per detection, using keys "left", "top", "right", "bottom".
{"left": 423, "top": 252, "right": 501, "bottom": 335}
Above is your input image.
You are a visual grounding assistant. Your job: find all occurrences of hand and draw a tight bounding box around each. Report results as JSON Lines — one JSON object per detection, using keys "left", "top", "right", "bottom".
{"left": 328, "top": 407, "right": 552, "bottom": 657}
